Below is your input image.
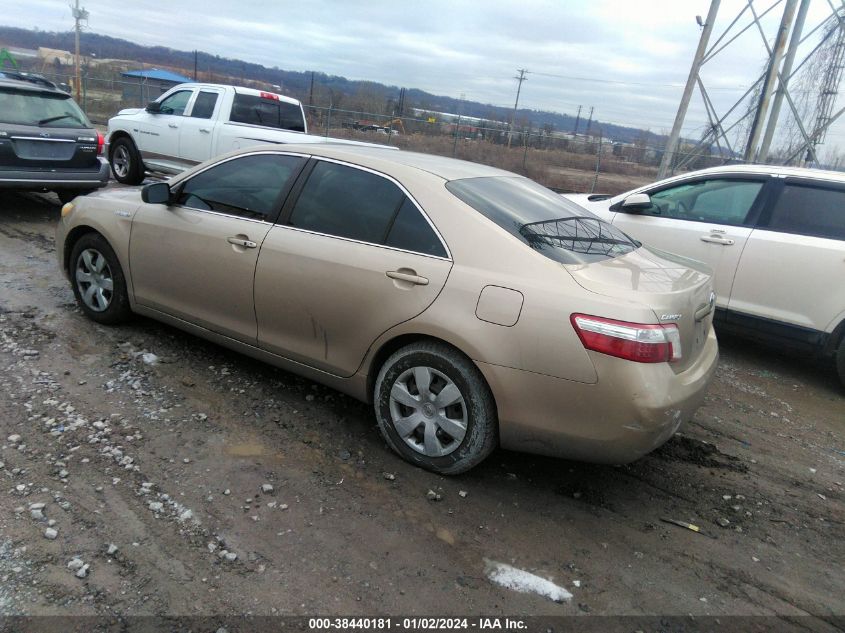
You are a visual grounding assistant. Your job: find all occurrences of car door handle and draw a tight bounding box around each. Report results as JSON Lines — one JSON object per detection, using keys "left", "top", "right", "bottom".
{"left": 199, "top": 128, "right": 211, "bottom": 133}
{"left": 227, "top": 236, "right": 257, "bottom": 248}
{"left": 700, "top": 235, "right": 735, "bottom": 245}
{"left": 168, "top": 123, "right": 179, "bottom": 129}
{"left": 386, "top": 270, "right": 429, "bottom": 285}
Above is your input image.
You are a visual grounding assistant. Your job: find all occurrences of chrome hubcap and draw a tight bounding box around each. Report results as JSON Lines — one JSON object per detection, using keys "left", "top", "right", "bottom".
{"left": 75, "top": 248, "right": 113, "bottom": 312}
{"left": 389, "top": 366, "right": 467, "bottom": 457}
{"left": 112, "top": 146, "right": 129, "bottom": 177}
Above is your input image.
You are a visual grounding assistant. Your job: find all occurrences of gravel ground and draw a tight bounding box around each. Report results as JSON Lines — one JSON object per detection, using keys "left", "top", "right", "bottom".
{"left": 0, "top": 188, "right": 843, "bottom": 628}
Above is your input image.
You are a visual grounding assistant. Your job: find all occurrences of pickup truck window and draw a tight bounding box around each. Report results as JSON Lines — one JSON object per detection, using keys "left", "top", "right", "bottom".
{"left": 176, "top": 154, "right": 305, "bottom": 221}
{"left": 190, "top": 91, "right": 219, "bottom": 119}
{"left": 158, "top": 90, "right": 192, "bottom": 116}
{"left": 764, "top": 184, "right": 845, "bottom": 241}
{"left": 229, "top": 94, "right": 305, "bottom": 132}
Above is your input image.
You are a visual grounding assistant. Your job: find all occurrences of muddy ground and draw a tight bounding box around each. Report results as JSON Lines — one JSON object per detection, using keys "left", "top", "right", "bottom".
{"left": 0, "top": 188, "right": 843, "bottom": 628}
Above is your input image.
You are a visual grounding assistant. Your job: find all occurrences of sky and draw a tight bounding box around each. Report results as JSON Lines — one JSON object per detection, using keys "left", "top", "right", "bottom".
{"left": 5, "top": 0, "right": 844, "bottom": 157}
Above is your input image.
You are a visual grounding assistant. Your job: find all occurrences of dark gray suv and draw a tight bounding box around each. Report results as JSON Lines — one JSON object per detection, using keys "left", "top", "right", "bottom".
{"left": 0, "top": 72, "right": 109, "bottom": 203}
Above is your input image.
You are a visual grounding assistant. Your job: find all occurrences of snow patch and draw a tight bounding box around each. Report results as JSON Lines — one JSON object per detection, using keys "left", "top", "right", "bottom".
{"left": 484, "top": 559, "right": 572, "bottom": 603}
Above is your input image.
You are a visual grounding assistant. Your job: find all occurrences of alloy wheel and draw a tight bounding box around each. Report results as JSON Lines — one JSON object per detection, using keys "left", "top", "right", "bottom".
{"left": 112, "top": 145, "right": 130, "bottom": 178}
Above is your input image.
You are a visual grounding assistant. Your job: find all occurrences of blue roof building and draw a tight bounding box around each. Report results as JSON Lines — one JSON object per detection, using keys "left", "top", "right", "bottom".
{"left": 119, "top": 68, "right": 193, "bottom": 106}
{"left": 121, "top": 68, "right": 192, "bottom": 83}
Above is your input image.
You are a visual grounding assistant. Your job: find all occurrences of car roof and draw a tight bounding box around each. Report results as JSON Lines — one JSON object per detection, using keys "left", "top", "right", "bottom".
{"left": 0, "top": 76, "right": 67, "bottom": 96}
{"left": 258, "top": 143, "right": 518, "bottom": 181}
{"left": 672, "top": 163, "right": 845, "bottom": 184}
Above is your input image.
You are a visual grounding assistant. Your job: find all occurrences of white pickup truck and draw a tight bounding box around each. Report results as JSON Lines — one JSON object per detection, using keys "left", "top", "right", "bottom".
{"left": 106, "top": 83, "right": 389, "bottom": 184}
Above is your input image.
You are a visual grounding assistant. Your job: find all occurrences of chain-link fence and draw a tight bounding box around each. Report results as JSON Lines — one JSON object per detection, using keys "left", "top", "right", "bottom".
{"left": 35, "top": 70, "right": 741, "bottom": 195}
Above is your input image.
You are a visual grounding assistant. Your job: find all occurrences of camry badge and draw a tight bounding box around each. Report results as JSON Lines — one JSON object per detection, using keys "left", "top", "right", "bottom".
{"left": 659, "top": 314, "right": 682, "bottom": 321}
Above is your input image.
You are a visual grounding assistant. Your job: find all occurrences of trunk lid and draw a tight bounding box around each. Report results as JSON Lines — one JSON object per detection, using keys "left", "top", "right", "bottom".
{"left": 0, "top": 125, "right": 99, "bottom": 170}
{"left": 566, "top": 245, "right": 715, "bottom": 372}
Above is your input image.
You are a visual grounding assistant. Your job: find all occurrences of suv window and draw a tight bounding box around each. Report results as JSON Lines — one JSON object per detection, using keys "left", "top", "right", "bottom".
{"left": 158, "top": 90, "right": 192, "bottom": 116}
{"left": 644, "top": 179, "right": 763, "bottom": 224}
{"left": 764, "top": 183, "right": 845, "bottom": 240}
{"left": 0, "top": 88, "right": 90, "bottom": 128}
{"left": 446, "top": 176, "right": 637, "bottom": 264}
{"left": 289, "top": 161, "right": 405, "bottom": 244}
{"left": 229, "top": 94, "right": 305, "bottom": 132}
{"left": 176, "top": 154, "right": 305, "bottom": 221}
{"left": 190, "top": 91, "right": 218, "bottom": 119}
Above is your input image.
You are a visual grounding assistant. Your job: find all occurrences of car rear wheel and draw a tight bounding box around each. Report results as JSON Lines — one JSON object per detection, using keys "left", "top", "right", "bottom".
{"left": 109, "top": 137, "right": 144, "bottom": 185}
{"left": 69, "top": 233, "right": 132, "bottom": 325}
{"left": 836, "top": 337, "right": 845, "bottom": 389}
{"left": 374, "top": 341, "right": 497, "bottom": 474}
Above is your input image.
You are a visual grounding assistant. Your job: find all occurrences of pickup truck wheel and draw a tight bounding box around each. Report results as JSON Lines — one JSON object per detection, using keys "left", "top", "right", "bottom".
{"left": 836, "top": 337, "right": 845, "bottom": 389}
{"left": 374, "top": 341, "right": 498, "bottom": 475}
{"left": 110, "top": 137, "right": 144, "bottom": 185}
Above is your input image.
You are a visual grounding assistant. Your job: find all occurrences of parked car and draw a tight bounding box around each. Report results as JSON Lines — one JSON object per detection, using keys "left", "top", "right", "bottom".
{"left": 107, "top": 83, "right": 393, "bottom": 185}
{"left": 56, "top": 145, "right": 718, "bottom": 473}
{"left": 0, "top": 73, "right": 108, "bottom": 203}
{"left": 562, "top": 165, "right": 845, "bottom": 386}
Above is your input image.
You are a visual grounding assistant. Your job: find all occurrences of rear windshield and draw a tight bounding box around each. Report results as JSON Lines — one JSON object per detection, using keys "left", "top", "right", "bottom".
{"left": 229, "top": 94, "right": 305, "bottom": 132}
{"left": 0, "top": 89, "right": 90, "bottom": 128}
{"left": 446, "top": 176, "right": 639, "bottom": 264}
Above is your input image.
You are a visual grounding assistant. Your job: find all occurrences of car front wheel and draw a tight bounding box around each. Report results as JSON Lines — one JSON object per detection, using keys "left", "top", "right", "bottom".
{"left": 109, "top": 137, "right": 144, "bottom": 185}
{"left": 374, "top": 341, "right": 497, "bottom": 474}
{"left": 69, "top": 233, "right": 132, "bottom": 325}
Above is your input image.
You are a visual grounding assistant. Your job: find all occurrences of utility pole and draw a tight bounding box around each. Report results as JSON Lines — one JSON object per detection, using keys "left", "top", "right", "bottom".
{"left": 744, "top": 0, "right": 799, "bottom": 162}
{"left": 308, "top": 71, "right": 315, "bottom": 111}
{"left": 507, "top": 68, "right": 527, "bottom": 148}
{"left": 193, "top": 50, "right": 198, "bottom": 81}
{"left": 658, "top": 0, "right": 720, "bottom": 179}
{"left": 758, "top": 0, "right": 810, "bottom": 163}
{"left": 573, "top": 105, "right": 582, "bottom": 134}
{"left": 70, "top": 0, "right": 88, "bottom": 102}
{"left": 585, "top": 106, "right": 594, "bottom": 135}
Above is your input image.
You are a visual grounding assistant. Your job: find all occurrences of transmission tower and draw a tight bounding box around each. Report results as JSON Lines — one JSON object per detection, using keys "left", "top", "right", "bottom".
{"left": 659, "top": 0, "right": 845, "bottom": 177}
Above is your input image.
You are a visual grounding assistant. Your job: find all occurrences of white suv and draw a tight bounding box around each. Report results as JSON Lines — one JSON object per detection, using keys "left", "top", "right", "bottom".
{"left": 562, "top": 165, "right": 845, "bottom": 387}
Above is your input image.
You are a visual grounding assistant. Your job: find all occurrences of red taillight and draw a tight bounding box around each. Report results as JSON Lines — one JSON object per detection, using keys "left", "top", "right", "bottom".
{"left": 96, "top": 130, "right": 104, "bottom": 156}
{"left": 259, "top": 91, "right": 280, "bottom": 101}
{"left": 570, "top": 314, "right": 682, "bottom": 364}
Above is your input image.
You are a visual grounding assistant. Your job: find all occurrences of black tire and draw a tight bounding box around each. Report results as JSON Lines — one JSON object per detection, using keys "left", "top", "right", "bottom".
{"left": 56, "top": 189, "right": 94, "bottom": 204}
{"left": 109, "top": 136, "right": 144, "bottom": 185}
{"left": 836, "top": 337, "right": 845, "bottom": 389}
{"left": 373, "top": 341, "right": 497, "bottom": 475}
{"left": 69, "top": 233, "right": 132, "bottom": 325}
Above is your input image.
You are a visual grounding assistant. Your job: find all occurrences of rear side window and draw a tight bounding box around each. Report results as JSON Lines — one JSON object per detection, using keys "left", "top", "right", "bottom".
{"left": 288, "top": 161, "right": 447, "bottom": 257}
{"left": 645, "top": 179, "right": 763, "bottom": 224}
{"left": 764, "top": 184, "right": 845, "bottom": 240}
{"left": 176, "top": 154, "right": 305, "bottom": 221}
{"left": 190, "top": 91, "right": 218, "bottom": 119}
{"left": 446, "top": 176, "right": 638, "bottom": 264}
{"left": 229, "top": 94, "right": 305, "bottom": 132}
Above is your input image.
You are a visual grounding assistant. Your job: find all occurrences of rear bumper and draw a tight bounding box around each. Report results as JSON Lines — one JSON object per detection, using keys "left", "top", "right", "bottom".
{"left": 477, "top": 326, "right": 719, "bottom": 464}
{"left": 0, "top": 157, "right": 109, "bottom": 190}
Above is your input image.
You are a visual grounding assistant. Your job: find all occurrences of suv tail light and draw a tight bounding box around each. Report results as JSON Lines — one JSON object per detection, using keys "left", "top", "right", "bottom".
{"left": 570, "top": 314, "right": 682, "bottom": 363}
{"left": 96, "top": 131, "right": 104, "bottom": 156}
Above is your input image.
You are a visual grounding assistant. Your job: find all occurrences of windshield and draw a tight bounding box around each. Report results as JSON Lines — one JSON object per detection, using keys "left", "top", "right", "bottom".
{"left": 0, "top": 89, "right": 90, "bottom": 128}
{"left": 446, "top": 176, "right": 639, "bottom": 264}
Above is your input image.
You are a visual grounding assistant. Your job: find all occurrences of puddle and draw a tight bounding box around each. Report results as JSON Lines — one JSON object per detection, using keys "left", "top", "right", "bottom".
{"left": 224, "top": 442, "right": 268, "bottom": 458}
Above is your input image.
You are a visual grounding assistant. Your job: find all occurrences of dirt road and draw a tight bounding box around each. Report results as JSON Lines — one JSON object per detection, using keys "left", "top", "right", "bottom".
{"left": 0, "top": 190, "right": 843, "bottom": 627}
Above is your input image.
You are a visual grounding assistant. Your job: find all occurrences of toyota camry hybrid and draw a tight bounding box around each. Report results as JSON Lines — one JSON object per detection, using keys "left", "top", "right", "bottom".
{"left": 56, "top": 145, "right": 718, "bottom": 474}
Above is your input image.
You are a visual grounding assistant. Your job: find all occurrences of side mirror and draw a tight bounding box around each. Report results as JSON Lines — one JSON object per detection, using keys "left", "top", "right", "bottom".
{"left": 141, "top": 182, "right": 171, "bottom": 205}
{"left": 145, "top": 101, "right": 161, "bottom": 113}
{"left": 620, "top": 192, "right": 652, "bottom": 210}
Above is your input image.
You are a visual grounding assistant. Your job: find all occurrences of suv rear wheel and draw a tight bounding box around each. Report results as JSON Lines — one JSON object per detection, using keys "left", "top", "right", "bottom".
{"left": 836, "top": 337, "right": 845, "bottom": 389}
{"left": 109, "top": 137, "right": 144, "bottom": 185}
